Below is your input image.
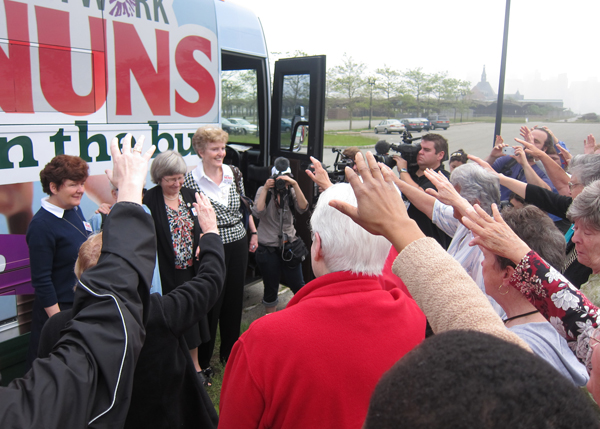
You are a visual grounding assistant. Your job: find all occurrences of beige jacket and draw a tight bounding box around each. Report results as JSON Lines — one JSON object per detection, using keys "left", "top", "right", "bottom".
{"left": 392, "top": 237, "right": 532, "bottom": 352}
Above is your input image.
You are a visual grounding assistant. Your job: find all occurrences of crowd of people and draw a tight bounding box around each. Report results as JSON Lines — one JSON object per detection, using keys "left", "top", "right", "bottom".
{"left": 4, "top": 123, "right": 600, "bottom": 428}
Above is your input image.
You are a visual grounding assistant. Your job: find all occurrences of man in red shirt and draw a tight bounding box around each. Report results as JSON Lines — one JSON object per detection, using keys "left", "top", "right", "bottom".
{"left": 219, "top": 183, "right": 426, "bottom": 429}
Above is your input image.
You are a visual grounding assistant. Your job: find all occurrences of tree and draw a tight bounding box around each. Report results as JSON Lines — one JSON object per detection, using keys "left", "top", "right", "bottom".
{"left": 402, "top": 68, "right": 431, "bottom": 116}
{"left": 375, "top": 66, "right": 402, "bottom": 117}
{"left": 429, "top": 71, "right": 449, "bottom": 110}
{"left": 331, "top": 54, "right": 366, "bottom": 130}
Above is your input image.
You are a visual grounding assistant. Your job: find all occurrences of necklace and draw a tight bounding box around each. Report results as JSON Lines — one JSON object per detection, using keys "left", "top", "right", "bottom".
{"left": 164, "top": 193, "right": 180, "bottom": 201}
{"left": 62, "top": 208, "right": 89, "bottom": 238}
{"left": 503, "top": 310, "right": 539, "bottom": 325}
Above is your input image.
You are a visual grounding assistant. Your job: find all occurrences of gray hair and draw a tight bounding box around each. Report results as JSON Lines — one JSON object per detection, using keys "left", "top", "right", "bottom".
{"left": 498, "top": 205, "right": 566, "bottom": 270}
{"left": 150, "top": 150, "right": 187, "bottom": 184}
{"left": 450, "top": 163, "right": 500, "bottom": 215}
{"left": 567, "top": 180, "right": 600, "bottom": 231}
{"left": 568, "top": 154, "right": 600, "bottom": 186}
{"left": 310, "top": 183, "right": 391, "bottom": 276}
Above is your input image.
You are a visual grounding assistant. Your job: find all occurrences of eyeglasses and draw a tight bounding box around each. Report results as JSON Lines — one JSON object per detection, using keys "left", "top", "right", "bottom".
{"left": 162, "top": 176, "right": 184, "bottom": 185}
{"left": 568, "top": 181, "right": 583, "bottom": 191}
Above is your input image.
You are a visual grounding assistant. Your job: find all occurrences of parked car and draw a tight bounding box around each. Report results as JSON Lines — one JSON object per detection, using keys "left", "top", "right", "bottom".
{"left": 400, "top": 118, "right": 426, "bottom": 132}
{"left": 428, "top": 115, "right": 450, "bottom": 130}
{"left": 418, "top": 118, "right": 431, "bottom": 131}
{"left": 281, "top": 118, "right": 292, "bottom": 132}
{"left": 374, "top": 119, "right": 406, "bottom": 134}
{"left": 222, "top": 118, "right": 243, "bottom": 135}
{"left": 227, "top": 118, "right": 258, "bottom": 134}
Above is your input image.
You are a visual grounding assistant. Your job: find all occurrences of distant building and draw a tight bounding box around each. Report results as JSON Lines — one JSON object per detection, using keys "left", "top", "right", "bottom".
{"left": 470, "top": 66, "right": 564, "bottom": 117}
{"left": 471, "top": 66, "right": 496, "bottom": 101}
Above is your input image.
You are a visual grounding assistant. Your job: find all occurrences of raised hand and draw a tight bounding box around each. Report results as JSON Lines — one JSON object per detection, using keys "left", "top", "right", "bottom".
{"left": 106, "top": 134, "right": 155, "bottom": 204}
{"left": 519, "top": 126, "right": 535, "bottom": 145}
{"left": 193, "top": 192, "right": 218, "bottom": 235}
{"left": 328, "top": 152, "right": 424, "bottom": 252}
{"left": 423, "top": 168, "right": 464, "bottom": 208}
{"left": 584, "top": 134, "right": 596, "bottom": 155}
{"left": 467, "top": 154, "right": 497, "bottom": 175}
{"left": 462, "top": 203, "right": 531, "bottom": 264}
{"left": 306, "top": 156, "right": 333, "bottom": 191}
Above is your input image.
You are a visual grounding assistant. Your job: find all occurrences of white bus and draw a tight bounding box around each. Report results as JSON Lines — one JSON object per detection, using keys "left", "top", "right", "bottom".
{"left": 0, "top": 0, "right": 326, "bottom": 383}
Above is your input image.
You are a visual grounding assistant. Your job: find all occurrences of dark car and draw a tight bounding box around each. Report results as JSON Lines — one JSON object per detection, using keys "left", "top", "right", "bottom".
{"left": 400, "top": 118, "right": 426, "bottom": 132}
{"left": 428, "top": 115, "right": 450, "bottom": 130}
{"left": 281, "top": 118, "right": 292, "bottom": 132}
{"left": 418, "top": 118, "right": 431, "bottom": 131}
{"left": 222, "top": 118, "right": 243, "bottom": 134}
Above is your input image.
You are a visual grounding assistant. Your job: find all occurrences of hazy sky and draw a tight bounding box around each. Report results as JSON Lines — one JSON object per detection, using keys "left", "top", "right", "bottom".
{"left": 231, "top": 0, "right": 600, "bottom": 106}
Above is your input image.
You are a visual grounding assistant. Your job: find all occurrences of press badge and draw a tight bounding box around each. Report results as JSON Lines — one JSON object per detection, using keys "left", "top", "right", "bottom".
{"left": 83, "top": 221, "right": 93, "bottom": 232}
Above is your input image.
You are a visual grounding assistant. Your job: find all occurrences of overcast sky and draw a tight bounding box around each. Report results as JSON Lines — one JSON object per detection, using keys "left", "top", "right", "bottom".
{"left": 231, "top": 0, "right": 600, "bottom": 109}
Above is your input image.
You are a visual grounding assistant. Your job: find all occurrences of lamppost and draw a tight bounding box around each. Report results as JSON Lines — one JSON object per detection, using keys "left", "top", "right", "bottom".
{"left": 367, "top": 77, "right": 376, "bottom": 129}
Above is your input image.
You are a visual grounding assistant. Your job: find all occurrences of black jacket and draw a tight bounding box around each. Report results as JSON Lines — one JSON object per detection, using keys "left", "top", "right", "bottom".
{"left": 143, "top": 185, "right": 202, "bottom": 294}
{"left": 0, "top": 203, "right": 153, "bottom": 428}
{"left": 39, "top": 216, "right": 226, "bottom": 428}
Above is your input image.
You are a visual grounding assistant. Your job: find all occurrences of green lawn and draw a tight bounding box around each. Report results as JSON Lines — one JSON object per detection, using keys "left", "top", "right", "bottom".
{"left": 207, "top": 320, "right": 251, "bottom": 414}
{"left": 323, "top": 133, "right": 377, "bottom": 147}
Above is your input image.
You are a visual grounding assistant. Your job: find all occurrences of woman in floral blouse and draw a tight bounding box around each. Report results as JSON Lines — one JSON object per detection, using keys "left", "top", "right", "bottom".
{"left": 462, "top": 181, "right": 600, "bottom": 401}
{"left": 143, "top": 150, "right": 208, "bottom": 376}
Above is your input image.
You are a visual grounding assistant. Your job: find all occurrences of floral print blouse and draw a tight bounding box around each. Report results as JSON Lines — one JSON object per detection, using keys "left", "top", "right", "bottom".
{"left": 510, "top": 250, "right": 599, "bottom": 372}
{"left": 166, "top": 196, "right": 194, "bottom": 269}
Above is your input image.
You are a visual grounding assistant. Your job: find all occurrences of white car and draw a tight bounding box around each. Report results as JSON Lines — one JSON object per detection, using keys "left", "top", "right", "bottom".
{"left": 374, "top": 119, "right": 406, "bottom": 134}
{"left": 227, "top": 118, "right": 258, "bottom": 134}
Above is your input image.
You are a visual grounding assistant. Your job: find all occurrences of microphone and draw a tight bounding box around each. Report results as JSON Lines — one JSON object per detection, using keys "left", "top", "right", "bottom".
{"left": 375, "top": 140, "right": 391, "bottom": 155}
{"left": 273, "top": 157, "right": 291, "bottom": 175}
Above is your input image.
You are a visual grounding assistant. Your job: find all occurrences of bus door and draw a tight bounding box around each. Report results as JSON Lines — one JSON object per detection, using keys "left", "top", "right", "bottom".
{"left": 269, "top": 55, "right": 326, "bottom": 281}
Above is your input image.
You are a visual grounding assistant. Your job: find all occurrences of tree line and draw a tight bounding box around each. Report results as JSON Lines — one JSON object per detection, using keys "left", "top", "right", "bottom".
{"left": 220, "top": 52, "right": 473, "bottom": 129}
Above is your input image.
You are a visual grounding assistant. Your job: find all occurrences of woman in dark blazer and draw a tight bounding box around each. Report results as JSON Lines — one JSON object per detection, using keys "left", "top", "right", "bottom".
{"left": 143, "top": 150, "right": 209, "bottom": 375}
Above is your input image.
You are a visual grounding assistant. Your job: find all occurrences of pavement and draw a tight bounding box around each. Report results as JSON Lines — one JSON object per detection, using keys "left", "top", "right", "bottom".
{"left": 241, "top": 280, "right": 294, "bottom": 325}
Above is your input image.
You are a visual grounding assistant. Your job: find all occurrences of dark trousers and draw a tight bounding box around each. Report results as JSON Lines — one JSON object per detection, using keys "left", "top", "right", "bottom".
{"left": 26, "top": 296, "right": 72, "bottom": 370}
{"left": 198, "top": 234, "right": 248, "bottom": 367}
{"left": 255, "top": 244, "right": 304, "bottom": 305}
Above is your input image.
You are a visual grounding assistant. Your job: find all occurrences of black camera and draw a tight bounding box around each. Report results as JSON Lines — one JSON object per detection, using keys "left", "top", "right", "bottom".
{"left": 374, "top": 132, "right": 422, "bottom": 171}
{"left": 271, "top": 157, "right": 292, "bottom": 194}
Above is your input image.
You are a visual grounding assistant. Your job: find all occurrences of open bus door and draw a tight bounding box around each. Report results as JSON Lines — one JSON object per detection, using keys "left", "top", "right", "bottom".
{"left": 269, "top": 55, "right": 326, "bottom": 282}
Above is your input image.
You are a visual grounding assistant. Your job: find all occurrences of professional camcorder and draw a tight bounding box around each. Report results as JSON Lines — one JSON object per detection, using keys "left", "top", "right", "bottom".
{"left": 374, "top": 132, "right": 422, "bottom": 170}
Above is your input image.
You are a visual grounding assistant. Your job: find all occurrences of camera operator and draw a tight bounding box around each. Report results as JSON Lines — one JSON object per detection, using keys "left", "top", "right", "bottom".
{"left": 253, "top": 158, "right": 309, "bottom": 313}
{"left": 393, "top": 133, "right": 452, "bottom": 249}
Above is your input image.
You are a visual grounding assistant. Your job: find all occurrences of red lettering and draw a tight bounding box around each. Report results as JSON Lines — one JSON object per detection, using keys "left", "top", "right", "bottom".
{"left": 0, "top": 0, "right": 33, "bottom": 113}
{"left": 174, "top": 36, "right": 215, "bottom": 117}
{"left": 114, "top": 22, "right": 170, "bottom": 116}
{"left": 36, "top": 7, "right": 106, "bottom": 116}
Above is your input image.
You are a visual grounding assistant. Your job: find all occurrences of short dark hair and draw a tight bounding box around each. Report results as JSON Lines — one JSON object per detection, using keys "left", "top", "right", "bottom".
{"left": 364, "top": 330, "right": 598, "bottom": 429}
{"left": 39, "top": 155, "right": 89, "bottom": 195}
{"left": 497, "top": 205, "right": 565, "bottom": 270}
{"left": 421, "top": 133, "right": 448, "bottom": 157}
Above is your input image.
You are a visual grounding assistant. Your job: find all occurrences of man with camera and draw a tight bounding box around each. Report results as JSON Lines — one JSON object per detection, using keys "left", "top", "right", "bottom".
{"left": 252, "top": 157, "right": 309, "bottom": 313}
{"left": 393, "top": 133, "right": 452, "bottom": 249}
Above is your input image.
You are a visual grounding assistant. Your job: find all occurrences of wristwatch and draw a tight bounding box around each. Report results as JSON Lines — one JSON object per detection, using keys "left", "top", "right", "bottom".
{"left": 250, "top": 231, "right": 257, "bottom": 235}
{"left": 399, "top": 168, "right": 408, "bottom": 174}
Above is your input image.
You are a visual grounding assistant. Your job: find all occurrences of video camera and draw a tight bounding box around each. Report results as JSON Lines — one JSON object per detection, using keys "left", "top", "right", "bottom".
{"left": 374, "top": 132, "right": 422, "bottom": 170}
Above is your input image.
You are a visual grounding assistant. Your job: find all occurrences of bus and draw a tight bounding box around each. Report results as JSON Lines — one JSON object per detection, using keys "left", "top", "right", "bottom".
{"left": 0, "top": 0, "right": 326, "bottom": 384}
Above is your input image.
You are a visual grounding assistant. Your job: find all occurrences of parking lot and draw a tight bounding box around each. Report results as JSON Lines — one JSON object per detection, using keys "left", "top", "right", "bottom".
{"left": 323, "top": 121, "right": 600, "bottom": 166}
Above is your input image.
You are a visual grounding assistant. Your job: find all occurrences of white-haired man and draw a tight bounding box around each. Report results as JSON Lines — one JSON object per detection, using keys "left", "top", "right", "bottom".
{"left": 218, "top": 183, "right": 426, "bottom": 429}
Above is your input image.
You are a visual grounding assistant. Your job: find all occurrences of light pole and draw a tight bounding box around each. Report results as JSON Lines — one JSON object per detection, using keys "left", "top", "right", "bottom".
{"left": 367, "top": 77, "right": 376, "bottom": 129}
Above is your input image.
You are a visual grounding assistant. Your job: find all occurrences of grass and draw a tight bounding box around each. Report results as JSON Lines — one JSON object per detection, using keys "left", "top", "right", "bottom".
{"left": 206, "top": 320, "right": 251, "bottom": 414}
{"left": 323, "top": 133, "right": 377, "bottom": 147}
